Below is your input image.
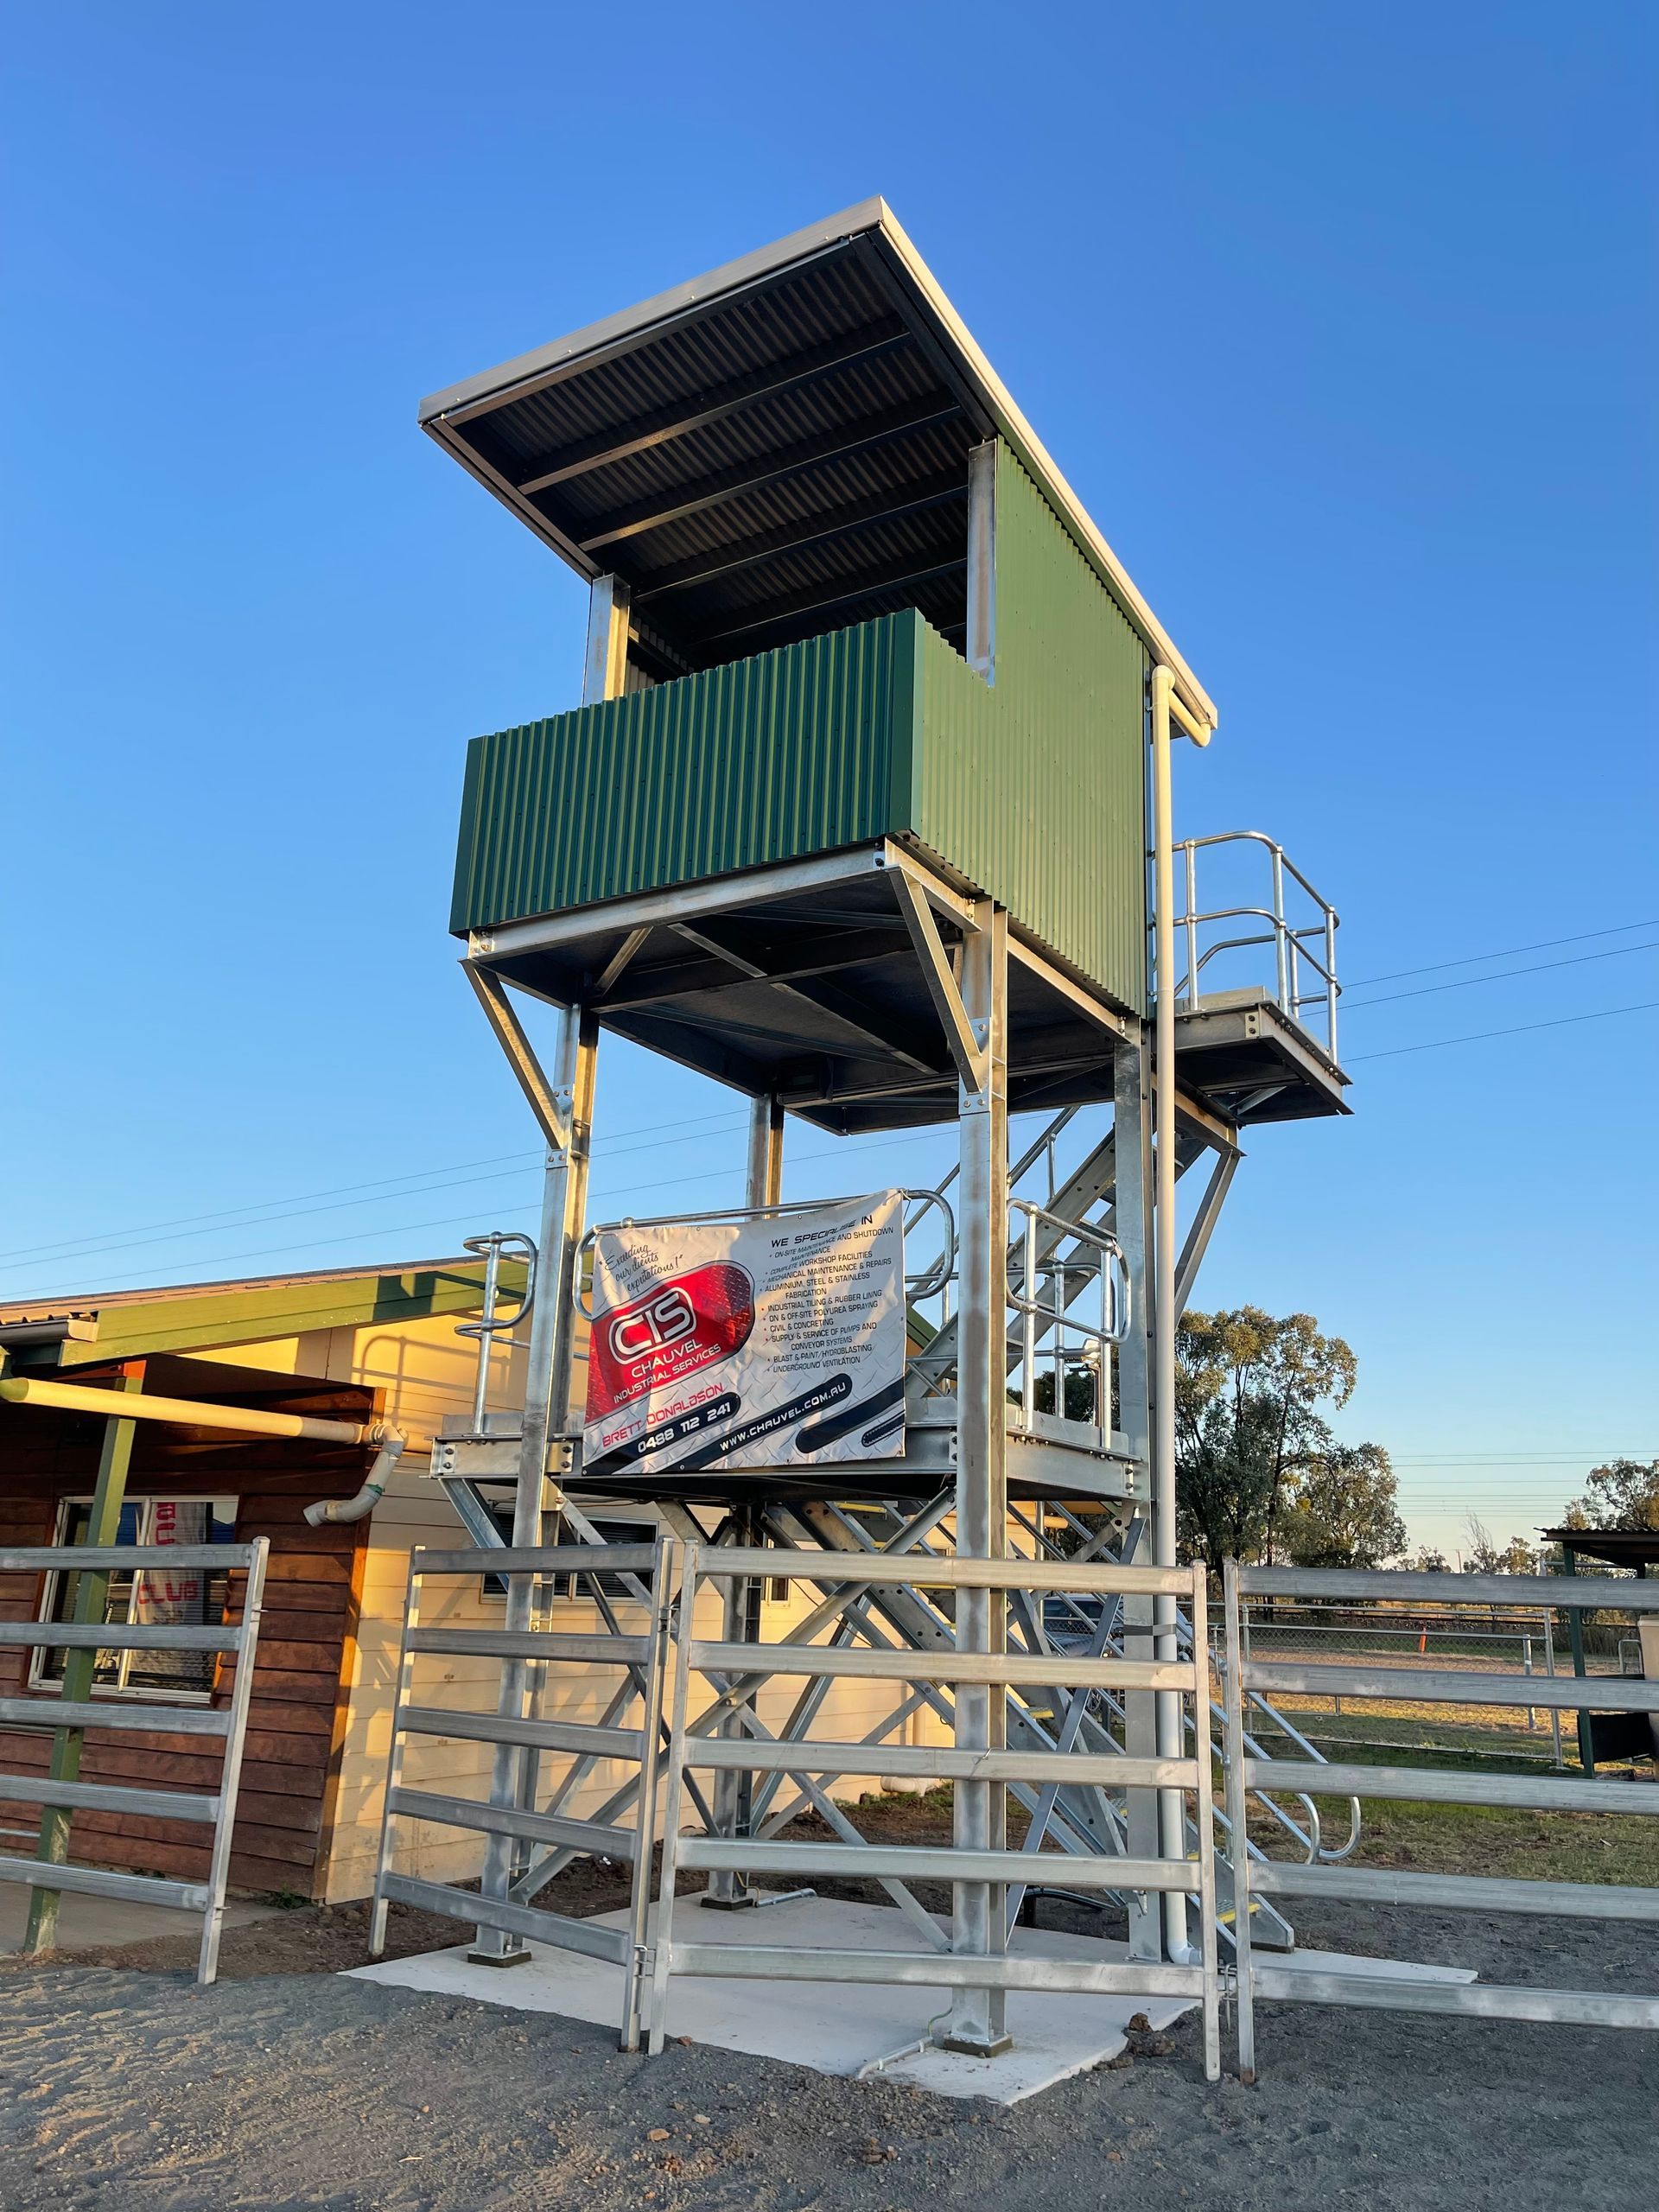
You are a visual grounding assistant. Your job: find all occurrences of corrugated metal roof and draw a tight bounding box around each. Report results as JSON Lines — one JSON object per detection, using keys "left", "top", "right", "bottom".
{"left": 418, "top": 200, "right": 1213, "bottom": 724}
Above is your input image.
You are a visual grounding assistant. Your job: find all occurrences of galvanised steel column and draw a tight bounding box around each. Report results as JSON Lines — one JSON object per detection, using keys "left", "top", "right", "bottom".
{"left": 471, "top": 1002, "right": 599, "bottom": 1964}
{"left": 1113, "top": 1033, "right": 1162, "bottom": 1962}
{"left": 706, "top": 1093, "right": 785, "bottom": 1910}
{"left": 944, "top": 905, "right": 1011, "bottom": 2055}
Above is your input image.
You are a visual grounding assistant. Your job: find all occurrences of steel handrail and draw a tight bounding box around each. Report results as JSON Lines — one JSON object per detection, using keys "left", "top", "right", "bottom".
{"left": 1173, "top": 828, "right": 1340, "bottom": 917}
{"left": 1166, "top": 830, "right": 1341, "bottom": 1056}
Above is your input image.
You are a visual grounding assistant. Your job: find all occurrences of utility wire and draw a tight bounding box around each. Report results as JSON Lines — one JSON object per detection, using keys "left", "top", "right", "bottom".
{"left": 1343, "top": 938, "right": 1659, "bottom": 1012}
{"left": 1346, "top": 998, "right": 1659, "bottom": 1062}
{"left": 10, "top": 938, "right": 1658, "bottom": 1281}
{"left": 1344, "top": 917, "right": 1659, "bottom": 991}
{"left": 22, "top": 1125, "right": 948, "bottom": 1304}
{"left": 0, "top": 1107, "right": 751, "bottom": 1269}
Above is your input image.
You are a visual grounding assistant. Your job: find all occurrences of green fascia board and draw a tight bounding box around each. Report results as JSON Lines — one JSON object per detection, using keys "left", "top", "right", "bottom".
{"left": 54, "top": 1261, "right": 520, "bottom": 1369}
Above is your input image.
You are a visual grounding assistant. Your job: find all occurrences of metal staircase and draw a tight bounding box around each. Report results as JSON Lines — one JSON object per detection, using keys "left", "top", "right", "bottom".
{"left": 416, "top": 1094, "right": 1361, "bottom": 1975}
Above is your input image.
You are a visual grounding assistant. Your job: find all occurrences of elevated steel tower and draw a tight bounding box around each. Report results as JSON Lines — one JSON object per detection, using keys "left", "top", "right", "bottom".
{"left": 373, "top": 201, "right": 1351, "bottom": 2069}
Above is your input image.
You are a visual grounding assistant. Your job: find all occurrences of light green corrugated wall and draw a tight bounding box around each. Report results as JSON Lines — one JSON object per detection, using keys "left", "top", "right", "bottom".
{"left": 913, "top": 448, "right": 1148, "bottom": 1011}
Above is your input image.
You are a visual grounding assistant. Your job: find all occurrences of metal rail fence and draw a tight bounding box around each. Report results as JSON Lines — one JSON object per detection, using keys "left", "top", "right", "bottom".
{"left": 0, "top": 1538, "right": 269, "bottom": 1984}
{"left": 648, "top": 1544, "right": 1224, "bottom": 2078}
{"left": 1233, "top": 1608, "right": 1568, "bottom": 1763}
{"left": 1222, "top": 1563, "right": 1659, "bottom": 2079}
{"left": 369, "top": 1537, "right": 674, "bottom": 2051}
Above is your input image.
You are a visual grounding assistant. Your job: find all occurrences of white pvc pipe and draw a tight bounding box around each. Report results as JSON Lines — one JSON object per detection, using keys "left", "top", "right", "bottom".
{"left": 304, "top": 1433, "right": 407, "bottom": 1526}
{"left": 1150, "top": 664, "right": 1212, "bottom": 1961}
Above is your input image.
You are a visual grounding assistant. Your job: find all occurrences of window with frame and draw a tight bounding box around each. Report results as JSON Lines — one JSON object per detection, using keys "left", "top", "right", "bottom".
{"left": 32, "top": 1495, "right": 240, "bottom": 1701}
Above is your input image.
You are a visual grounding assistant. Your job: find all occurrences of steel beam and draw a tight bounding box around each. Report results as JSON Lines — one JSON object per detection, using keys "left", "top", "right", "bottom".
{"left": 515, "top": 318, "right": 911, "bottom": 494}
{"left": 947, "top": 900, "right": 1010, "bottom": 2051}
{"left": 966, "top": 441, "right": 996, "bottom": 681}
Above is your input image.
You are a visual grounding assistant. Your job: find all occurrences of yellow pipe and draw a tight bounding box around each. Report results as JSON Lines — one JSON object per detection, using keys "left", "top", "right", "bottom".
{"left": 0, "top": 1373, "right": 390, "bottom": 1447}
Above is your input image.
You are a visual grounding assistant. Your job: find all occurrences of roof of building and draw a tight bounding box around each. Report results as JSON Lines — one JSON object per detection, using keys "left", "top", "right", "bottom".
{"left": 1542, "top": 1526, "right": 1659, "bottom": 1573}
{"left": 0, "top": 1256, "right": 503, "bottom": 1368}
{"left": 418, "top": 198, "right": 1214, "bottom": 727}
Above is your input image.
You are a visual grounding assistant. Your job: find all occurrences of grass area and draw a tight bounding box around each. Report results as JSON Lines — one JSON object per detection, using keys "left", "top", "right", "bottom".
{"left": 1258, "top": 1699, "right": 1562, "bottom": 1763}
{"left": 833, "top": 1754, "right": 1658, "bottom": 1893}
{"left": 1262, "top": 1788, "right": 1656, "bottom": 1886}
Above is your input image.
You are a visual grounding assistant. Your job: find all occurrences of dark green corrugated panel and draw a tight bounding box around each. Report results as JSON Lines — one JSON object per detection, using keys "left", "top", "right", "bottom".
{"left": 913, "top": 448, "right": 1147, "bottom": 1010}
{"left": 451, "top": 614, "right": 918, "bottom": 932}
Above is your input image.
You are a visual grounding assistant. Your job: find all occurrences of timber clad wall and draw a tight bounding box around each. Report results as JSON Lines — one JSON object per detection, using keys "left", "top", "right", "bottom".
{"left": 0, "top": 1446, "right": 367, "bottom": 1898}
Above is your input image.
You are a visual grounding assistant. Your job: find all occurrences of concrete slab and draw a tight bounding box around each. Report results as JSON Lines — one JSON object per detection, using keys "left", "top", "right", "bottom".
{"left": 0, "top": 1885, "right": 283, "bottom": 1956}
{"left": 353, "top": 1893, "right": 1194, "bottom": 2102}
{"left": 350, "top": 1896, "right": 1484, "bottom": 2102}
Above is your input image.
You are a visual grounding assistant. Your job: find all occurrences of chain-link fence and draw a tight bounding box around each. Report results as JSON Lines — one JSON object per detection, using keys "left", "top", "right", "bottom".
{"left": 1220, "top": 1599, "right": 1651, "bottom": 1769}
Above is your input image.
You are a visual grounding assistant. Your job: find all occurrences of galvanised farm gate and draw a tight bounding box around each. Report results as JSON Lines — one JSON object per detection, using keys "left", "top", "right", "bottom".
{"left": 371, "top": 200, "right": 1357, "bottom": 2072}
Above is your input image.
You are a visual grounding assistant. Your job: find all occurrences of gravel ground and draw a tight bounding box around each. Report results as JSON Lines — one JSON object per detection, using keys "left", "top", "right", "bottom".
{"left": 1, "top": 1902, "right": 1653, "bottom": 2211}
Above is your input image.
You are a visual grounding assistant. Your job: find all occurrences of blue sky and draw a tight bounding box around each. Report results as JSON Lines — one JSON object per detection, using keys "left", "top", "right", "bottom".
{"left": 3, "top": 3, "right": 1654, "bottom": 1553}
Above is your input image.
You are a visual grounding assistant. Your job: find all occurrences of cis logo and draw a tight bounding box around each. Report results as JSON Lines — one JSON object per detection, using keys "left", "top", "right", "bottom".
{"left": 608, "top": 1287, "right": 697, "bottom": 1362}
{"left": 585, "top": 1262, "right": 755, "bottom": 1420}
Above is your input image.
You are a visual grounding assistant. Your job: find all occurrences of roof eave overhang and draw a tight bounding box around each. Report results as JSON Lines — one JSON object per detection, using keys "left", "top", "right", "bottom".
{"left": 417, "top": 197, "right": 1217, "bottom": 734}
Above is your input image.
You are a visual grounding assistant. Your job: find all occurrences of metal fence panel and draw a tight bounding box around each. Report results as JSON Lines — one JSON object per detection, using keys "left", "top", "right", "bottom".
{"left": 0, "top": 1537, "right": 269, "bottom": 1985}
{"left": 367, "top": 1535, "right": 677, "bottom": 2051}
{"left": 649, "top": 1543, "right": 1224, "bottom": 2080}
{"left": 1223, "top": 1560, "right": 1659, "bottom": 2079}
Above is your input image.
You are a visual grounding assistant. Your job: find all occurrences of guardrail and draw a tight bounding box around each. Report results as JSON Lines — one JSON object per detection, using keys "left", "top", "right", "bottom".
{"left": 0, "top": 1539, "right": 269, "bottom": 1984}
{"left": 1172, "top": 830, "right": 1340, "bottom": 1058}
{"left": 1223, "top": 1562, "right": 1659, "bottom": 2079}
{"left": 368, "top": 1537, "right": 675, "bottom": 2051}
{"left": 1006, "top": 1200, "right": 1129, "bottom": 1447}
{"left": 649, "top": 1545, "right": 1224, "bottom": 2078}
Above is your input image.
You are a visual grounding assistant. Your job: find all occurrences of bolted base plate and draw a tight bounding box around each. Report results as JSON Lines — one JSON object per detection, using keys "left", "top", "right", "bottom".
{"left": 938, "top": 2032, "right": 1015, "bottom": 2058}
{"left": 467, "top": 1945, "right": 534, "bottom": 1968}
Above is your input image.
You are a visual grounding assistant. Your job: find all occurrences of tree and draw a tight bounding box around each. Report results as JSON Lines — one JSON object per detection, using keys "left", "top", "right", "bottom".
{"left": 1281, "top": 1443, "right": 1408, "bottom": 1569}
{"left": 1175, "top": 1307, "right": 1358, "bottom": 1569}
{"left": 1409, "top": 1543, "right": 1450, "bottom": 1573}
{"left": 1564, "top": 1459, "right": 1659, "bottom": 1532}
{"left": 1464, "top": 1515, "right": 1541, "bottom": 1574}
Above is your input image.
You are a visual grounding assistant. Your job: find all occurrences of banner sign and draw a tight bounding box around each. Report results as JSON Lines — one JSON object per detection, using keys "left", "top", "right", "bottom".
{"left": 582, "top": 1192, "right": 906, "bottom": 1479}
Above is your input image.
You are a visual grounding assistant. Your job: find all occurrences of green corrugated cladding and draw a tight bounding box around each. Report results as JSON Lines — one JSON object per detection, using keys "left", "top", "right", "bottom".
{"left": 450, "top": 442, "right": 1148, "bottom": 1009}
{"left": 450, "top": 615, "right": 918, "bottom": 929}
{"left": 911, "top": 449, "right": 1147, "bottom": 1010}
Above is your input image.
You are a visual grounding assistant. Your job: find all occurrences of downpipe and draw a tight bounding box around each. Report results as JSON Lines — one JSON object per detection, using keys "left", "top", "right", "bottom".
{"left": 303, "top": 1426, "right": 406, "bottom": 1526}
{"left": 1151, "top": 664, "right": 1213, "bottom": 1965}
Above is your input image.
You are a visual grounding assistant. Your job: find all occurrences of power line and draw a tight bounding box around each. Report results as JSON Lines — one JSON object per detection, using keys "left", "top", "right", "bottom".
{"left": 22, "top": 1125, "right": 948, "bottom": 1303}
{"left": 0, "top": 1108, "right": 752, "bottom": 1271}
{"left": 1344, "top": 918, "right": 1659, "bottom": 990}
{"left": 1343, "top": 938, "right": 1659, "bottom": 1012}
{"left": 1346, "top": 998, "right": 1659, "bottom": 1062}
{"left": 10, "top": 933, "right": 1659, "bottom": 1288}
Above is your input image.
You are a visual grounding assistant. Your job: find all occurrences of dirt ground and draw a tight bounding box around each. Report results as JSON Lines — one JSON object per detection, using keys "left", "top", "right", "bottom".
{"left": 2, "top": 1896, "right": 1655, "bottom": 2211}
